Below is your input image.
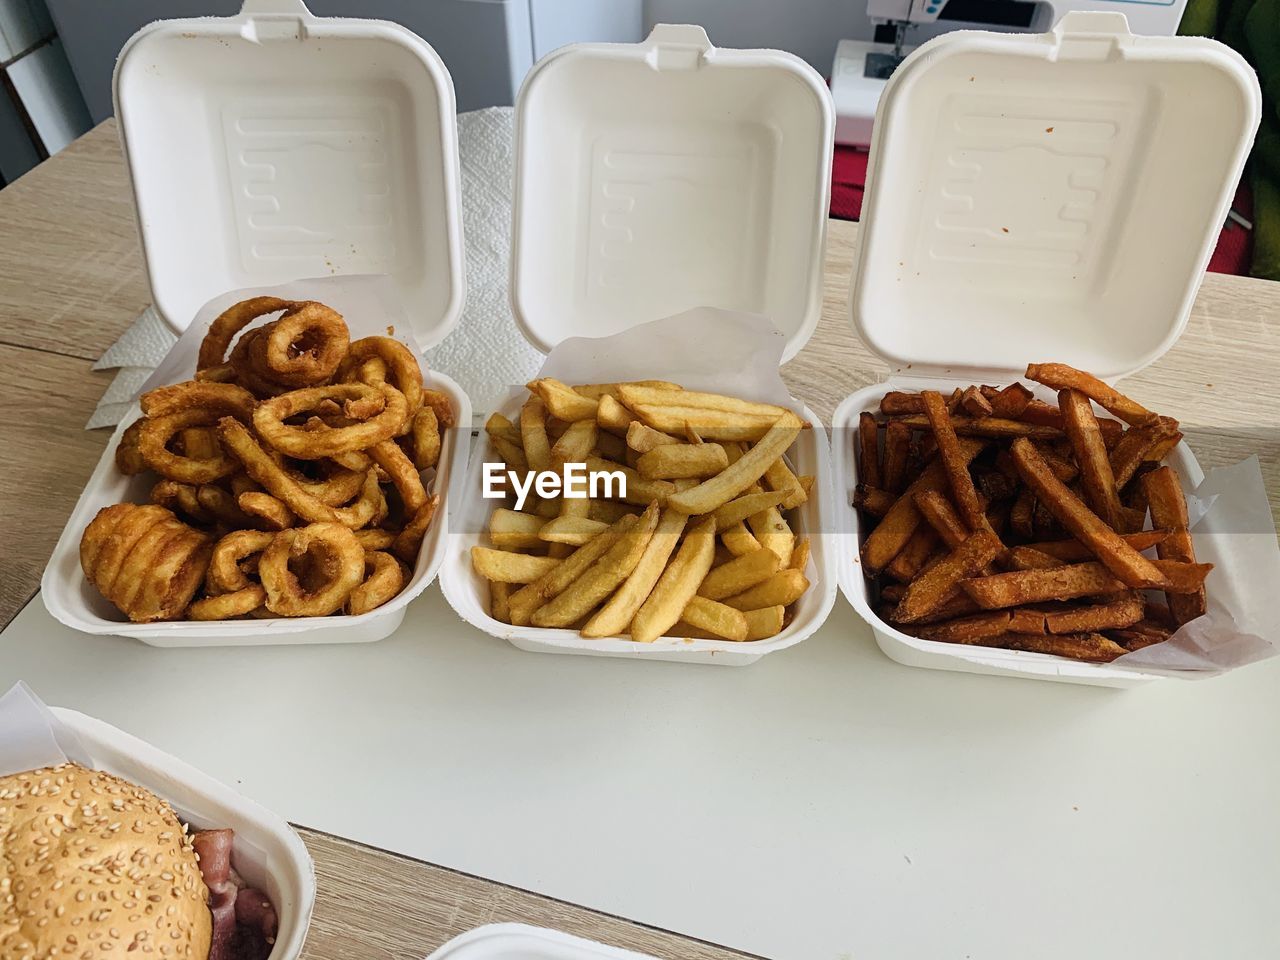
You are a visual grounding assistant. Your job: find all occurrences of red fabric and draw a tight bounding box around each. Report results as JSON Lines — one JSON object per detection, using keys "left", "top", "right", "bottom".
{"left": 830, "top": 146, "right": 869, "bottom": 221}
{"left": 1208, "top": 181, "right": 1252, "bottom": 276}
{"left": 829, "top": 145, "right": 1252, "bottom": 276}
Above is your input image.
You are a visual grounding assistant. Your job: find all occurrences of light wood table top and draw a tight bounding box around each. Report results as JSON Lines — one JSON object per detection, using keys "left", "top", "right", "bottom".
{"left": 2, "top": 119, "right": 1278, "bottom": 959}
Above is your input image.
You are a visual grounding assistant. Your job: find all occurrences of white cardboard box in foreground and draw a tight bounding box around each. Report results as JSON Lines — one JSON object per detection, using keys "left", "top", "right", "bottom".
{"left": 43, "top": 0, "right": 471, "bottom": 646}
{"left": 441, "top": 311, "right": 838, "bottom": 666}
{"left": 440, "top": 25, "right": 838, "bottom": 664}
{"left": 0, "top": 685, "right": 315, "bottom": 960}
{"left": 42, "top": 279, "right": 472, "bottom": 647}
{"left": 832, "top": 14, "right": 1266, "bottom": 686}
{"left": 425, "top": 924, "right": 658, "bottom": 960}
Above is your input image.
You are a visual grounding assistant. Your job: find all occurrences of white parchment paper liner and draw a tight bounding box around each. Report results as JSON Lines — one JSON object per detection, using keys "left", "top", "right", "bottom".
{"left": 533, "top": 307, "right": 794, "bottom": 405}
{"left": 142, "top": 274, "right": 441, "bottom": 394}
{"left": 139, "top": 274, "right": 448, "bottom": 500}
{"left": 0, "top": 682, "right": 93, "bottom": 774}
{"left": 454, "top": 307, "right": 803, "bottom": 538}
{"left": 0, "top": 682, "right": 272, "bottom": 864}
{"left": 1109, "top": 456, "right": 1279, "bottom": 676}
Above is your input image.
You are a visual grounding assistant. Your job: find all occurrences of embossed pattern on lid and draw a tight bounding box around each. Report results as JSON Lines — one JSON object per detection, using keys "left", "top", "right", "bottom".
{"left": 850, "top": 13, "right": 1260, "bottom": 381}
{"left": 113, "top": 0, "right": 464, "bottom": 350}
{"left": 510, "top": 24, "right": 834, "bottom": 361}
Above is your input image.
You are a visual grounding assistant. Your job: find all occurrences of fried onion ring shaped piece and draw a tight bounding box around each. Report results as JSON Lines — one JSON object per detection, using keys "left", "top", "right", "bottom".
{"left": 368, "top": 439, "right": 427, "bottom": 515}
{"left": 218, "top": 417, "right": 384, "bottom": 527}
{"left": 392, "top": 494, "right": 439, "bottom": 565}
{"left": 252, "top": 383, "right": 407, "bottom": 458}
{"left": 188, "top": 584, "right": 267, "bottom": 620}
{"left": 198, "top": 296, "right": 295, "bottom": 371}
{"left": 140, "top": 381, "right": 256, "bottom": 420}
{"left": 259, "top": 523, "right": 365, "bottom": 616}
{"left": 354, "top": 528, "right": 396, "bottom": 551}
{"left": 114, "top": 420, "right": 148, "bottom": 475}
{"left": 420, "top": 388, "right": 456, "bottom": 430}
{"left": 237, "top": 491, "right": 297, "bottom": 531}
{"left": 345, "top": 551, "right": 407, "bottom": 615}
{"left": 408, "top": 407, "right": 441, "bottom": 470}
{"left": 228, "top": 326, "right": 289, "bottom": 398}
{"left": 139, "top": 408, "right": 242, "bottom": 484}
{"left": 265, "top": 450, "right": 366, "bottom": 506}
{"left": 206, "top": 530, "right": 276, "bottom": 594}
{"left": 260, "top": 301, "right": 349, "bottom": 387}
{"left": 136, "top": 382, "right": 256, "bottom": 484}
{"left": 336, "top": 337, "right": 424, "bottom": 423}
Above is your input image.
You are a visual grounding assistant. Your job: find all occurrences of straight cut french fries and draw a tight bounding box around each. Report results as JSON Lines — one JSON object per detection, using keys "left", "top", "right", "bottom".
{"left": 631, "top": 516, "right": 717, "bottom": 643}
{"left": 636, "top": 442, "right": 728, "bottom": 480}
{"left": 488, "top": 508, "right": 547, "bottom": 549}
{"left": 921, "top": 390, "right": 987, "bottom": 533}
{"left": 698, "top": 547, "right": 780, "bottom": 600}
{"left": 1142, "top": 465, "right": 1208, "bottom": 625}
{"left": 1025, "top": 363, "right": 1157, "bottom": 427}
{"left": 581, "top": 509, "right": 688, "bottom": 638}
{"left": 722, "top": 568, "right": 809, "bottom": 611}
{"left": 1059, "top": 388, "right": 1123, "bottom": 529}
{"left": 538, "top": 515, "right": 609, "bottom": 545}
{"left": 667, "top": 412, "right": 804, "bottom": 515}
{"left": 478, "top": 380, "right": 816, "bottom": 644}
{"left": 892, "top": 532, "right": 1003, "bottom": 623}
{"left": 853, "top": 361, "right": 1213, "bottom": 665}
{"left": 681, "top": 595, "right": 748, "bottom": 641}
{"left": 1009, "top": 438, "right": 1168, "bottom": 589}
{"left": 860, "top": 440, "right": 984, "bottom": 572}
{"left": 528, "top": 377, "right": 599, "bottom": 422}
{"left": 712, "top": 490, "right": 789, "bottom": 530}
{"left": 961, "top": 559, "right": 1211, "bottom": 608}
{"left": 507, "top": 514, "right": 637, "bottom": 626}
{"left": 629, "top": 403, "right": 780, "bottom": 442}
{"left": 626, "top": 421, "right": 680, "bottom": 453}
{"left": 471, "top": 548, "right": 560, "bottom": 583}
{"left": 531, "top": 503, "right": 660, "bottom": 628}
{"left": 616, "top": 384, "right": 796, "bottom": 421}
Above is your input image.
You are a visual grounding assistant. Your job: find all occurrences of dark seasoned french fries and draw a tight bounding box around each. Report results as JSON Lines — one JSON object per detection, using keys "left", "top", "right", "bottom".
{"left": 854, "top": 362, "right": 1212, "bottom": 665}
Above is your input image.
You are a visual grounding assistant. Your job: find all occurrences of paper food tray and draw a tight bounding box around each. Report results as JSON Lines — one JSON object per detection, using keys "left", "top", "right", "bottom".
{"left": 829, "top": 15, "right": 1269, "bottom": 685}
{"left": 425, "top": 924, "right": 659, "bottom": 960}
{"left": 0, "top": 690, "right": 315, "bottom": 960}
{"left": 42, "top": 276, "right": 472, "bottom": 647}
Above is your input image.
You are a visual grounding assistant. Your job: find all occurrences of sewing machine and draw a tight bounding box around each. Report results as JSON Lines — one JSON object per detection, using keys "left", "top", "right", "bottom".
{"left": 832, "top": 0, "right": 1190, "bottom": 145}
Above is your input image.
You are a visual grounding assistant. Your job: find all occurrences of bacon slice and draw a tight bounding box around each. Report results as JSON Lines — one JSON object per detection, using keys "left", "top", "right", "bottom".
{"left": 208, "top": 880, "right": 239, "bottom": 960}
{"left": 193, "top": 828, "right": 234, "bottom": 885}
{"left": 193, "top": 828, "right": 278, "bottom": 960}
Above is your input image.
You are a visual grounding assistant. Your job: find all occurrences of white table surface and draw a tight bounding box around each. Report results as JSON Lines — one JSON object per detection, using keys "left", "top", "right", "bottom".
{"left": 3, "top": 579, "right": 1278, "bottom": 960}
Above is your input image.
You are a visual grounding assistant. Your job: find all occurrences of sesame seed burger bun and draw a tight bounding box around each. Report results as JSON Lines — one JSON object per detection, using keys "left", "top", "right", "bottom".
{"left": 0, "top": 763, "right": 212, "bottom": 959}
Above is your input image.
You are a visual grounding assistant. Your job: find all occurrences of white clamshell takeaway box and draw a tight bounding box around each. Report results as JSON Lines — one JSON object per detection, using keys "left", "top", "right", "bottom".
{"left": 831, "top": 13, "right": 1262, "bottom": 685}
{"left": 424, "top": 925, "right": 662, "bottom": 960}
{"left": 41, "top": 0, "right": 472, "bottom": 646}
{"left": 58, "top": 708, "right": 316, "bottom": 960}
{"left": 0, "top": 685, "right": 315, "bottom": 960}
{"left": 439, "top": 24, "right": 839, "bottom": 664}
